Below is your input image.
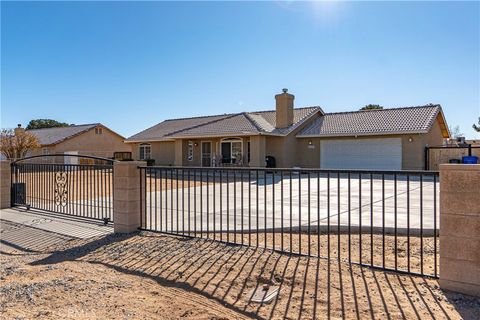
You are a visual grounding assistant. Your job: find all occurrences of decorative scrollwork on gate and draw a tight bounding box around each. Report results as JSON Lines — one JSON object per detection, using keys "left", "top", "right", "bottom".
{"left": 54, "top": 172, "right": 68, "bottom": 207}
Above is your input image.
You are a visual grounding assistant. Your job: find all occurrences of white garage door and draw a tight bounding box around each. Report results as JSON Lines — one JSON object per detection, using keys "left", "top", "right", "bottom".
{"left": 320, "top": 138, "right": 402, "bottom": 170}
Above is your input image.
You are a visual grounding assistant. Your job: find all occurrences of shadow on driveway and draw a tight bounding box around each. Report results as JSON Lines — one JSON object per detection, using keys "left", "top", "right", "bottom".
{"left": 0, "top": 207, "right": 112, "bottom": 254}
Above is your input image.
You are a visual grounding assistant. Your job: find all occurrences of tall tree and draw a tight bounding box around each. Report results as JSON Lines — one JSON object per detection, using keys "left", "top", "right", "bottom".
{"left": 473, "top": 117, "right": 480, "bottom": 132}
{"left": 26, "top": 119, "right": 72, "bottom": 130}
{"left": 360, "top": 104, "right": 384, "bottom": 111}
{"left": 0, "top": 128, "right": 40, "bottom": 160}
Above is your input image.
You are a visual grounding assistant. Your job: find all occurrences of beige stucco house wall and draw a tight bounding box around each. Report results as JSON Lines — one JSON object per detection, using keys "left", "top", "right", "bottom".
{"left": 130, "top": 141, "right": 175, "bottom": 166}
{"left": 295, "top": 138, "right": 321, "bottom": 168}
{"left": 401, "top": 117, "right": 444, "bottom": 170}
{"left": 264, "top": 111, "right": 323, "bottom": 168}
{"left": 52, "top": 126, "right": 131, "bottom": 158}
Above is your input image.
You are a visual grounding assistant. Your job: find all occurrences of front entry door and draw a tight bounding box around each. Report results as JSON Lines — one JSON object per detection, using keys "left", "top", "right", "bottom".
{"left": 201, "top": 142, "right": 212, "bottom": 167}
{"left": 221, "top": 142, "right": 231, "bottom": 164}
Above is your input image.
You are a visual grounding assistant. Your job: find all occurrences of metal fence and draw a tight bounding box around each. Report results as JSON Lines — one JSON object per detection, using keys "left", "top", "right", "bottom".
{"left": 11, "top": 155, "right": 114, "bottom": 223}
{"left": 139, "top": 166, "right": 439, "bottom": 278}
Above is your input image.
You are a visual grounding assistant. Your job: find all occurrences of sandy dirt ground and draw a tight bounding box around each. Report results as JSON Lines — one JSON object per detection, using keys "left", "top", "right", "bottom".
{"left": 1, "top": 230, "right": 479, "bottom": 320}
{"left": 173, "top": 231, "right": 439, "bottom": 277}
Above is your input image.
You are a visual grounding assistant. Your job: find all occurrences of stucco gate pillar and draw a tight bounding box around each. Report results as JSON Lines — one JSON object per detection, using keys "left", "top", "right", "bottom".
{"left": 439, "top": 164, "right": 480, "bottom": 297}
{"left": 0, "top": 160, "right": 11, "bottom": 209}
{"left": 113, "top": 161, "right": 146, "bottom": 233}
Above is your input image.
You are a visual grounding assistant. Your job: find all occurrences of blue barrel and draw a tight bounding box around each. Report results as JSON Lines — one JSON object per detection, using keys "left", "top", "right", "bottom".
{"left": 462, "top": 156, "right": 478, "bottom": 164}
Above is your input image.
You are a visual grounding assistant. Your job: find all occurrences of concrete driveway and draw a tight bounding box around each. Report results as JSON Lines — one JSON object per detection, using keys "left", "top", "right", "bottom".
{"left": 143, "top": 173, "right": 439, "bottom": 234}
{"left": 0, "top": 208, "right": 112, "bottom": 252}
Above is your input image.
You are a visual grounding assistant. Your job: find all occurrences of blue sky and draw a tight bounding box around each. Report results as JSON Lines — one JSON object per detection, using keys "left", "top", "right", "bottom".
{"left": 1, "top": 1, "right": 479, "bottom": 138}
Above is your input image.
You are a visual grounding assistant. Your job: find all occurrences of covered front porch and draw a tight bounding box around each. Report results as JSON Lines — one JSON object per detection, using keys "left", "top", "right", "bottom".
{"left": 173, "top": 135, "right": 267, "bottom": 168}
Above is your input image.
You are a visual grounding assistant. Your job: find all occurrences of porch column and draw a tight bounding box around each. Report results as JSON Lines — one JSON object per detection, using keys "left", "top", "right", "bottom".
{"left": 0, "top": 160, "right": 11, "bottom": 209}
{"left": 174, "top": 139, "right": 183, "bottom": 167}
{"left": 249, "top": 136, "right": 266, "bottom": 167}
{"left": 113, "top": 161, "right": 146, "bottom": 233}
{"left": 439, "top": 164, "right": 480, "bottom": 297}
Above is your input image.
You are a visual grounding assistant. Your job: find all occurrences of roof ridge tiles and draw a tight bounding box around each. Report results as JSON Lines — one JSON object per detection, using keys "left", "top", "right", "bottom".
{"left": 27, "top": 123, "right": 100, "bottom": 131}
{"left": 324, "top": 104, "right": 440, "bottom": 116}
{"left": 161, "top": 106, "right": 320, "bottom": 121}
{"left": 164, "top": 112, "right": 242, "bottom": 137}
{"left": 163, "top": 113, "right": 235, "bottom": 122}
{"left": 242, "top": 112, "right": 265, "bottom": 133}
{"left": 247, "top": 106, "right": 320, "bottom": 115}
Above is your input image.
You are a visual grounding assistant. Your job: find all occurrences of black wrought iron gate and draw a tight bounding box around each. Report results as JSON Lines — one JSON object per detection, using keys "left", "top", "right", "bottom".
{"left": 11, "top": 154, "right": 115, "bottom": 223}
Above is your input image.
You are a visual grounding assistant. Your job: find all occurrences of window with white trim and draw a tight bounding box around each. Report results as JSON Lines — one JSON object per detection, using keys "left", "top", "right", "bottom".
{"left": 139, "top": 143, "right": 151, "bottom": 160}
{"left": 220, "top": 138, "right": 243, "bottom": 164}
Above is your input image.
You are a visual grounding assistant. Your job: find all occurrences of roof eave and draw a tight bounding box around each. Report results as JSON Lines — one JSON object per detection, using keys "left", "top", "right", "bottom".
{"left": 435, "top": 107, "right": 450, "bottom": 138}
{"left": 167, "top": 132, "right": 263, "bottom": 139}
{"left": 124, "top": 138, "right": 176, "bottom": 143}
{"left": 38, "top": 142, "right": 57, "bottom": 147}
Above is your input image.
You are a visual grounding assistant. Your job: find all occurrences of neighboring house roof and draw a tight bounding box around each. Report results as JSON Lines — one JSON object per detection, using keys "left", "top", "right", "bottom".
{"left": 126, "top": 107, "right": 322, "bottom": 142}
{"left": 28, "top": 123, "right": 124, "bottom": 145}
{"left": 297, "top": 105, "right": 450, "bottom": 138}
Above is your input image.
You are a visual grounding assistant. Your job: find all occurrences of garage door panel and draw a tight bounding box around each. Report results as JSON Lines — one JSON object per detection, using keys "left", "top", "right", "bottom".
{"left": 320, "top": 138, "right": 402, "bottom": 170}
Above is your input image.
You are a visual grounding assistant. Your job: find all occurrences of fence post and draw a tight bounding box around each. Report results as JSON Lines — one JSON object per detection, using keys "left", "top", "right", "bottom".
{"left": 424, "top": 145, "right": 429, "bottom": 170}
{"left": 113, "top": 161, "right": 146, "bottom": 233}
{"left": 439, "top": 164, "right": 480, "bottom": 297}
{"left": 0, "top": 160, "right": 11, "bottom": 209}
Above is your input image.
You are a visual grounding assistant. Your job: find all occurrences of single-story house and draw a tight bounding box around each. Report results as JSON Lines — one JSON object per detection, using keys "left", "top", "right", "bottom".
{"left": 125, "top": 90, "right": 450, "bottom": 170}
{"left": 18, "top": 123, "right": 132, "bottom": 163}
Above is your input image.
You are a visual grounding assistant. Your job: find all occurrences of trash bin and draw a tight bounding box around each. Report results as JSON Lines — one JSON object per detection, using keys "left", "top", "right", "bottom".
{"left": 462, "top": 156, "right": 478, "bottom": 164}
{"left": 449, "top": 159, "right": 461, "bottom": 164}
{"left": 265, "top": 156, "right": 276, "bottom": 168}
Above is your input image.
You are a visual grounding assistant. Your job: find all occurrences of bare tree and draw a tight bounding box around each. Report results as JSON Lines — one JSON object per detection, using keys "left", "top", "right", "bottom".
{"left": 449, "top": 125, "right": 464, "bottom": 139}
{"left": 0, "top": 128, "right": 40, "bottom": 160}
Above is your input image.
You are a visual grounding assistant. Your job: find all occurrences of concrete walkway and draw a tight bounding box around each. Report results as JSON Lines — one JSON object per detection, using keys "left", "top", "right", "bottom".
{"left": 0, "top": 207, "right": 112, "bottom": 252}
